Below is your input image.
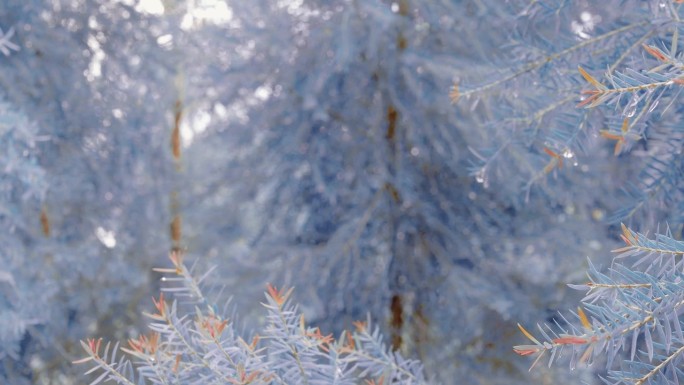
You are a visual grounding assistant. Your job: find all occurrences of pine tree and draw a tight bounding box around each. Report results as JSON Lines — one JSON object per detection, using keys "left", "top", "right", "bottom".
{"left": 1, "top": 1, "right": 682, "bottom": 384}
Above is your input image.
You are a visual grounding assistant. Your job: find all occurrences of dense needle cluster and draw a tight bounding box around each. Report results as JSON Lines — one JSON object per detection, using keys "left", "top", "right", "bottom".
{"left": 74, "top": 252, "right": 430, "bottom": 385}
{"left": 515, "top": 225, "right": 684, "bottom": 385}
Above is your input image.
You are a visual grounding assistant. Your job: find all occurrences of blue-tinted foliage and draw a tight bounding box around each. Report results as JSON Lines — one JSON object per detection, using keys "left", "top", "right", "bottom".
{"left": 455, "top": 0, "right": 684, "bottom": 227}
{"left": 516, "top": 226, "right": 684, "bottom": 385}
{"left": 0, "top": 1, "right": 681, "bottom": 385}
{"left": 74, "top": 253, "right": 429, "bottom": 385}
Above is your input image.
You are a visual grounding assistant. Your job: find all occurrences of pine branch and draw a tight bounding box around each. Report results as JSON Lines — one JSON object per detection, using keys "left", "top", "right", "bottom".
{"left": 515, "top": 225, "right": 684, "bottom": 385}
{"left": 452, "top": 21, "right": 650, "bottom": 102}
{"left": 75, "top": 253, "right": 433, "bottom": 385}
